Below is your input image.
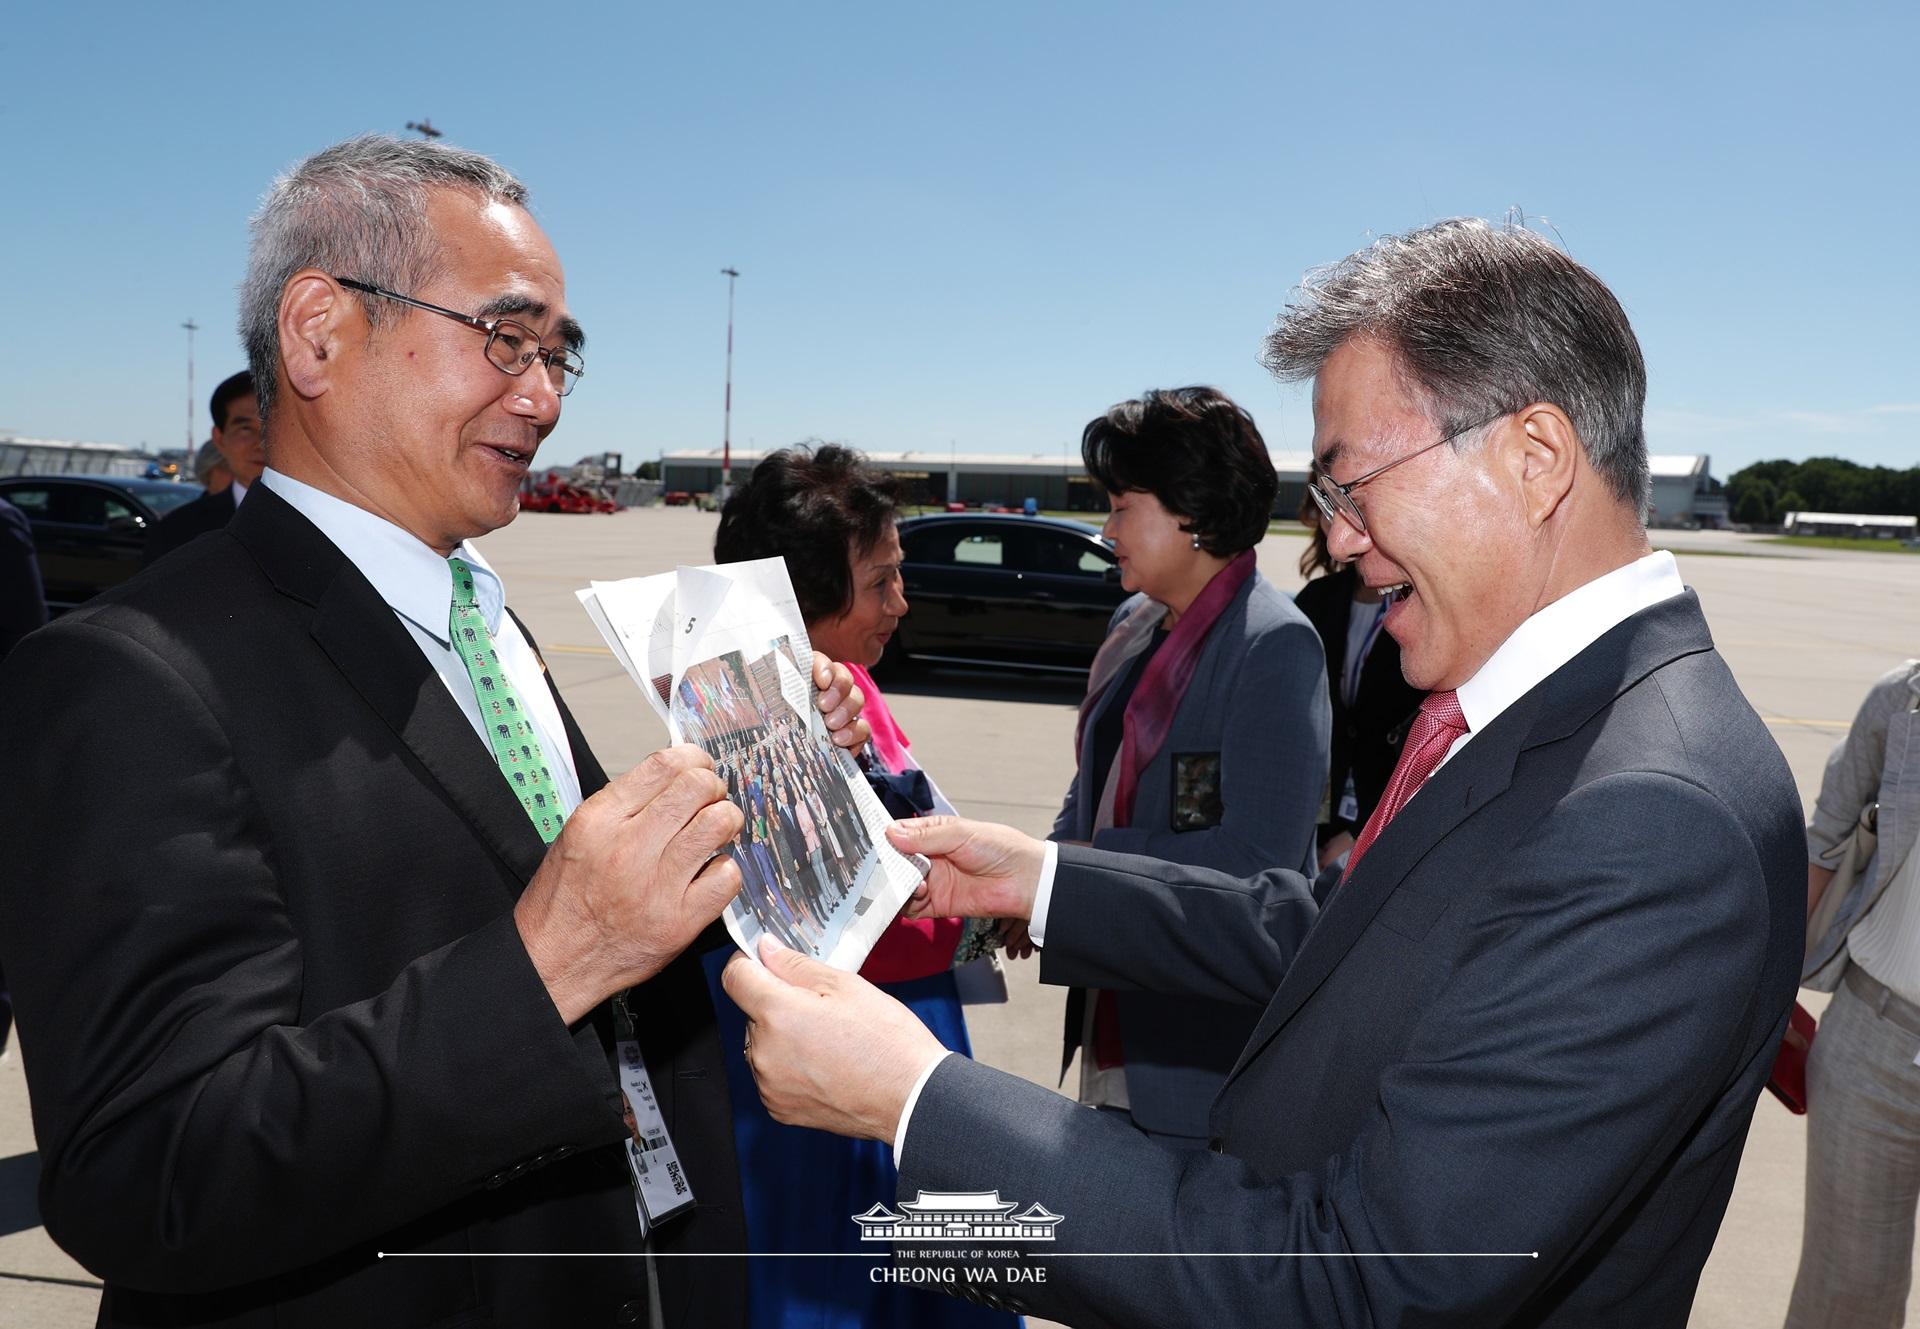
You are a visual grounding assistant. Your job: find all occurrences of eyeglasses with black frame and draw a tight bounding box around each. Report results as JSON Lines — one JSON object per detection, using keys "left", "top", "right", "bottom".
{"left": 333, "top": 277, "right": 585, "bottom": 398}
{"left": 1308, "top": 411, "right": 1507, "bottom": 536}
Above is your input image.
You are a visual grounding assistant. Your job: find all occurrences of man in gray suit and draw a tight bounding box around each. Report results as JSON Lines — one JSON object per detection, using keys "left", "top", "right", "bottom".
{"left": 726, "top": 218, "right": 1805, "bottom": 1328}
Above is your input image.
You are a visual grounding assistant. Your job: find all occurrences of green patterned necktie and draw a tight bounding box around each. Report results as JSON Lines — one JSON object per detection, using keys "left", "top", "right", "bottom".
{"left": 448, "top": 556, "right": 566, "bottom": 844}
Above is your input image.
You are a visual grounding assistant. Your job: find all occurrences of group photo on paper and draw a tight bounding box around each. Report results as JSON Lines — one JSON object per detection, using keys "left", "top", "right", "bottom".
{"left": 677, "top": 643, "right": 880, "bottom": 955}
{"left": 0, "top": 124, "right": 1889, "bottom": 1329}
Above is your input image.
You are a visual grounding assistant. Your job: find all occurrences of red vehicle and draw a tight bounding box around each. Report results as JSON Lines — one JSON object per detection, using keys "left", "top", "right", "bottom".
{"left": 520, "top": 473, "right": 619, "bottom": 514}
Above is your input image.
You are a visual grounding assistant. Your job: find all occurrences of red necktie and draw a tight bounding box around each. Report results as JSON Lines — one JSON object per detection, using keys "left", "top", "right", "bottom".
{"left": 1343, "top": 689, "right": 1468, "bottom": 881}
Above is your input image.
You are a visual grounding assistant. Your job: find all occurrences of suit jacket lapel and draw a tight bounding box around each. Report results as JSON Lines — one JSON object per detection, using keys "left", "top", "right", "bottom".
{"left": 1225, "top": 591, "right": 1719, "bottom": 1084}
{"left": 233, "top": 486, "right": 552, "bottom": 887}
{"left": 1225, "top": 694, "right": 1534, "bottom": 1080}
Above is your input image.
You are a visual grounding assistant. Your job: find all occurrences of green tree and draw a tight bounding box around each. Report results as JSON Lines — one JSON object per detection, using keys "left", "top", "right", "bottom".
{"left": 1774, "top": 489, "right": 1807, "bottom": 526}
{"left": 1734, "top": 489, "right": 1771, "bottom": 526}
{"left": 1726, "top": 458, "right": 1920, "bottom": 520}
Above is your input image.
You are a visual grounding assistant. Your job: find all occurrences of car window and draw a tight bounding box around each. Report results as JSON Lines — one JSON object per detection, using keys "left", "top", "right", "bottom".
{"left": 49, "top": 485, "right": 110, "bottom": 527}
{"left": 903, "top": 526, "right": 1010, "bottom": 567}
{"left": 900, "top": 526, "right": 959, "bottom": 564}
{"left": 104, "top": 497, "right": 138, "bottom": 525}
{"left": 1, "top": 487, "right": 52, "bottom": 518}
{"left": 953, "top": 533, "right": 1006, "bottom": 567}
{"left": 135, "top": 484, "right": 202, "bottom": 515}
{"left": 1029, "top": 532, "right": 1113, "bottom": 578}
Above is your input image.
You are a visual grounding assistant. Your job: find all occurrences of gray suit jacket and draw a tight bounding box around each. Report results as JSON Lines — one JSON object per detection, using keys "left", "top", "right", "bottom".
{"left": 902, "top": 592, "right": 1804, "bottom": 1328}
{"left": 1050, "top": 574, "right": 1328, "bottom": 1136}
{"left": 1804, "top": 659, "right": 1920, "bottom": 981}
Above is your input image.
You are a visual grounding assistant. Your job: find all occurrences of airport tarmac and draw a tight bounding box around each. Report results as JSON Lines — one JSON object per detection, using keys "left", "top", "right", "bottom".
{"left": 2, "top": 505, "right": 1915, "bottom": 1328}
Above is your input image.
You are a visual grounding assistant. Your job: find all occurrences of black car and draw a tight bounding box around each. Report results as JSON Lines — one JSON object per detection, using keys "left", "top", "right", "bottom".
{"left": 889, "top": 512, "right": 1132, "bottom": 671}
{"left": 0, "top": 474, "right": 203, "bottom": 612}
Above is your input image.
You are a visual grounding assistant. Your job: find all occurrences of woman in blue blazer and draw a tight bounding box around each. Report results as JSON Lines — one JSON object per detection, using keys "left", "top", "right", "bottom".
{"left": 1048, "top": 386, "right": 1330, "bottom": 1143}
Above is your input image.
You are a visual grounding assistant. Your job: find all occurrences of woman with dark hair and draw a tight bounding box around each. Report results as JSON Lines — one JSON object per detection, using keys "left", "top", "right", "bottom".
{"left": 704, "top": 445, "right": 1010, "bottom": 1329}
{"left": 1051, "top": 386, "right": 1330, "bottom": 1145}
{"left": 1291, "top": 490, "right": 1426, "bottom": 869}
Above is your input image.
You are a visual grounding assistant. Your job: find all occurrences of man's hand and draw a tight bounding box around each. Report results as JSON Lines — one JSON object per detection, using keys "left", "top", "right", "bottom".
{"left": 723, "top": 938, "right": 944, "bottom": 1141}
{"left": 997, "top": 919, "right": 1034, "bottom": 960}
{"left": 1807, "top": 861, "right": 1837, "bottom": 922}
{"left": 1318, "top": 829, "right": 1355, "bottom": 872}
{"left": 515, "top": 745, "right": 744, "bottom": 1024}
{"left": 887, "top": 817, "right": 1046, "bottom": 922}
{"left": 812, "top": 652, "right": 869, "bottom": 752}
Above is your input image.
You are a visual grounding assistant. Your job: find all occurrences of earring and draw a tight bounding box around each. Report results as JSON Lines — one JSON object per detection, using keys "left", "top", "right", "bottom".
{"left": 1190, "top": 533, "right": 1202, "bottom": 550}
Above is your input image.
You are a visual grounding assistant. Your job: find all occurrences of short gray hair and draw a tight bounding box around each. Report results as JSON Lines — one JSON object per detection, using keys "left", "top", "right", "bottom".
{"left": 1263, "top": 218, "right": 1649, "bottom": 514}
{"left": 239, "top": 134, "right": 530, "bottom": 430}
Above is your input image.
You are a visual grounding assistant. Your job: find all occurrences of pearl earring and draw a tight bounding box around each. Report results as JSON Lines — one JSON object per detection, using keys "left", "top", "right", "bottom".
{"left": 1190, "top": 533, "right": 1202, "bottom": 550}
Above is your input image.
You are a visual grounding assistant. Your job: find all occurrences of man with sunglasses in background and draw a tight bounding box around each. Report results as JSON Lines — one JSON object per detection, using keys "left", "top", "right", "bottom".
{"left": 0, "top": 135, "right": 871, "bottom": 1329}
{"left": 726, "top": 219, "right": 1807, "bottom": 1327}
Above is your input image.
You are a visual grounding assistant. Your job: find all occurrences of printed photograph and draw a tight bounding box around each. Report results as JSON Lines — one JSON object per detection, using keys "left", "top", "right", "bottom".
{"left": 671, "top": 637, "right": 883, "bottom": 959}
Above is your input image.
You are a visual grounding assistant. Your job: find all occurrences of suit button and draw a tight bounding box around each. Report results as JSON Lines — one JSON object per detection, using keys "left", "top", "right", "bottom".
{"left": 615, "top": 1297, "right": 646, "bottom": 1325}
{"left": 1208, "top": 1137, "right": 1225, "bottom": 1153}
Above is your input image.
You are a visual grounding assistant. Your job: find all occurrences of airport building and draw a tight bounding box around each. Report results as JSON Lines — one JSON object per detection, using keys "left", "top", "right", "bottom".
{"left": 1647, "top": 454, "right": 1729, "bottom": 529}
{"left": 1782, "top": 511, "right": 1919, "bottom": 540}
{"left": 660, "top": 447, "right": 1731, "bottom": 527}
{"left": 0, "top": 434, "right": 153, "bottom": 478}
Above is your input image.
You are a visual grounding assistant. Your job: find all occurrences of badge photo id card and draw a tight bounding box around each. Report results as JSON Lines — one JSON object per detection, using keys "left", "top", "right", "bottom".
{"left": 616, "top": 1035, "right": 695, "bottom": 1236}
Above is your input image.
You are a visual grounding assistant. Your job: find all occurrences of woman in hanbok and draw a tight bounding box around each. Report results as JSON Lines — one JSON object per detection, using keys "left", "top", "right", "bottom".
{"left": 699, "top": 445, "right": 1010, "bottom": 1329}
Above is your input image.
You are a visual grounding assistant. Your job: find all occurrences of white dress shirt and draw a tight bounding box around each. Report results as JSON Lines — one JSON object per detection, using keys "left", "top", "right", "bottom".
{"left": 896, "top": 550, "right": 1687, "bottom": 1160}
{"left": 259, "top": 469, "right": 583, "bottom": 817}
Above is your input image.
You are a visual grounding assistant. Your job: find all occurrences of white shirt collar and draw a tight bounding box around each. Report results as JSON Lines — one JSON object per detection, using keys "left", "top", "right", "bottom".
{"left": 231, "top": 477, "right": 250, "bottom": 507}
{"left": 258, "top": 468, "right": 504, "bottom": 644}
{"left": 1455, "top": 551, "right": 1684, "bottom": 737}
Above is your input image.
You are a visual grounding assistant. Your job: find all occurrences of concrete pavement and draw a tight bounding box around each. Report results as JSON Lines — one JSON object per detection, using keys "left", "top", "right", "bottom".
{"left": 2, "top": 505, "right": 1914, "bottom": 1326}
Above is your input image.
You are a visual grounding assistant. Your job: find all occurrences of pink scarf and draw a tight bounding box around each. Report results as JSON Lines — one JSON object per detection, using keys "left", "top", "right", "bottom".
{"left": 850, "top": 663, "right": 914, "bottom": 774}
{"left": 847, "top": 663, "right": 964, "bottom": 983}
{"left": 1077, "top": 551, "right": 1256, "bottom": 829}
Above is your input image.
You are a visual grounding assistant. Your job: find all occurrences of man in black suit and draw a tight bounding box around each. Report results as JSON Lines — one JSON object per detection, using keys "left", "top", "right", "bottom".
{"left": 0, "top": 135, "right": 867, "bottom": 1329}
{"left": 726, "top": 219, "right": 1805, "bottom": 1327}
{"left": 142, "top": 369, "right": 266, "bottom": 564}
{"left": 0, "top": 493, "right": 46, "bottom": 1054}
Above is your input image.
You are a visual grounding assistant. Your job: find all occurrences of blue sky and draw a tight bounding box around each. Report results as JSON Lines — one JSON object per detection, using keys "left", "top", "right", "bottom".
{"left": 5, "top": 0, "right": 1915, "bottom": 477}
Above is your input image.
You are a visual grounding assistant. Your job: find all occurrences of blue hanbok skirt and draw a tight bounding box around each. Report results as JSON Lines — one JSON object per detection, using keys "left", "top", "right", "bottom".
{"left": 701, "top": 948, "right": 1020, "bottom": 1329}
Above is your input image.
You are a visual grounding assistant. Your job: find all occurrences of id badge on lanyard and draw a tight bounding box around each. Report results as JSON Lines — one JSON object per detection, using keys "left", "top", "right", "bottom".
{"left": 614, "top": 995, "right": 695, "bottom": 1236}
{"left": 1336, "top": 773, "right": 1360, "bottom": 826}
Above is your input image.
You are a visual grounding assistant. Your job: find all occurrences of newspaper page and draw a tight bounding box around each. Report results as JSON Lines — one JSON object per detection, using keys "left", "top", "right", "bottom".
{"left": 578, "top": 557, "right": 928, "bottom": 971}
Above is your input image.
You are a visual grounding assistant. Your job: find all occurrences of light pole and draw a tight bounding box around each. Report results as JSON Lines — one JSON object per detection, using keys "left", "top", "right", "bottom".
{"left": 720, "top": 267, "right": 739, "bottom": 504}
{"left": 181, "top": 318, "right": 199, "bottom": 465}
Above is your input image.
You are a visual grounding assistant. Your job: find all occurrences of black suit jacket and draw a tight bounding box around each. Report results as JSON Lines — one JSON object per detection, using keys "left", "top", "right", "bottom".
{"left": 0, "top": 497, "right": 47, "bottom": 658}
{"left": 0, "top": 485, "right": 745, "bottom": 1329}
{"left": 1292, "top": 566, "right": 1426, "bottom": 837}
{"left": 141, "top": 484, "right": 235, "bottom": 566}
{"left": 901, "top": 592, "right": 1805, "bottom": 1327}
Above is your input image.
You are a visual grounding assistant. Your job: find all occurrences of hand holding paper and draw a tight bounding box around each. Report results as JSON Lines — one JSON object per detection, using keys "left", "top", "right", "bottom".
{"left": 722, "top": 937, "right": 943, "bottom": 1142}
{"left": 888, "top": 816, "right": 1047, "bottom": 923}
{"left": 578, "top": 557, "right": 924, "bottom": 971}
{"left": 515, "top": 745, "right": 745, "bottom": 1024}
{"left": 810, "top": 651, "right": 869, "bottom": 751}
